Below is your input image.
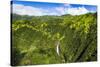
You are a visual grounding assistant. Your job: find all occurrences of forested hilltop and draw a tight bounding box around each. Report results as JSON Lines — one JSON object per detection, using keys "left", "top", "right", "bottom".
{"left": 11, "top": 13, "right": 97, "bottom": 66}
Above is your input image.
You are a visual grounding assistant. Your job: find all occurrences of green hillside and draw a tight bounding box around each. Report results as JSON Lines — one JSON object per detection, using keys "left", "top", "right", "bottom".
{"left": 11, "top": 13, "right": 97, "bottom": 66}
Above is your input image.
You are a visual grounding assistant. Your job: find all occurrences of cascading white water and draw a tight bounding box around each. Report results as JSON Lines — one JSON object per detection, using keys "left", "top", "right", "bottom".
{"left": 56, "top": 41, "right": 60, "bottom": 56}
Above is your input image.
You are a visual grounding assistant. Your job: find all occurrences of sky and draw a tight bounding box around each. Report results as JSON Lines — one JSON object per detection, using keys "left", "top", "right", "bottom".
{"left": 11, "top": 1, "right": 97, "bottom": 16}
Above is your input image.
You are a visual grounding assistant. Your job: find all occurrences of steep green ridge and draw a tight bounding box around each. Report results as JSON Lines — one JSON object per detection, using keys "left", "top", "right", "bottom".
{"left": 11, "top": 13, "right": 97, "bottom": 66}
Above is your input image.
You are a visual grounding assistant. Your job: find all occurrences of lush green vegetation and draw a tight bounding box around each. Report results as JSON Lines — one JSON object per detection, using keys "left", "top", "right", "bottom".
{"left": 11, "top": 13, "right": 97, "bottom": 66}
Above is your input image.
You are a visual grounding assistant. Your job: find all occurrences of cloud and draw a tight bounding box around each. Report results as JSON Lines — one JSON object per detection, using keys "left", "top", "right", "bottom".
{"left": 12, "top": 4, "right": 96, "bottom": 16}
{"left": 64, "top": 3, "right": 71, "bottom": 7}
{"left": 67, "top": 7, "right": 90, "bottom": 15}
{"left": 12, "top": 4, "right": 45, "bottom": 16}
{"left": 55, "top": 7, "right": 66, "bottom": 15}
{"left": 12, "top": 4, "right": 66, "bottom": 16}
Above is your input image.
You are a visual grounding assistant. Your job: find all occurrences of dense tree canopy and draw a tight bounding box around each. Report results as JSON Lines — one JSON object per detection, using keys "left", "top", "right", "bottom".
{"left": 11, "top": 13, "right": 97, "bottom": 66}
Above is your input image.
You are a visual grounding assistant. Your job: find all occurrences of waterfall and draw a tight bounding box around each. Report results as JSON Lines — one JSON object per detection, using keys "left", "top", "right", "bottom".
{"left": 56, "top": 41, "right": 60, "bottom": 56}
